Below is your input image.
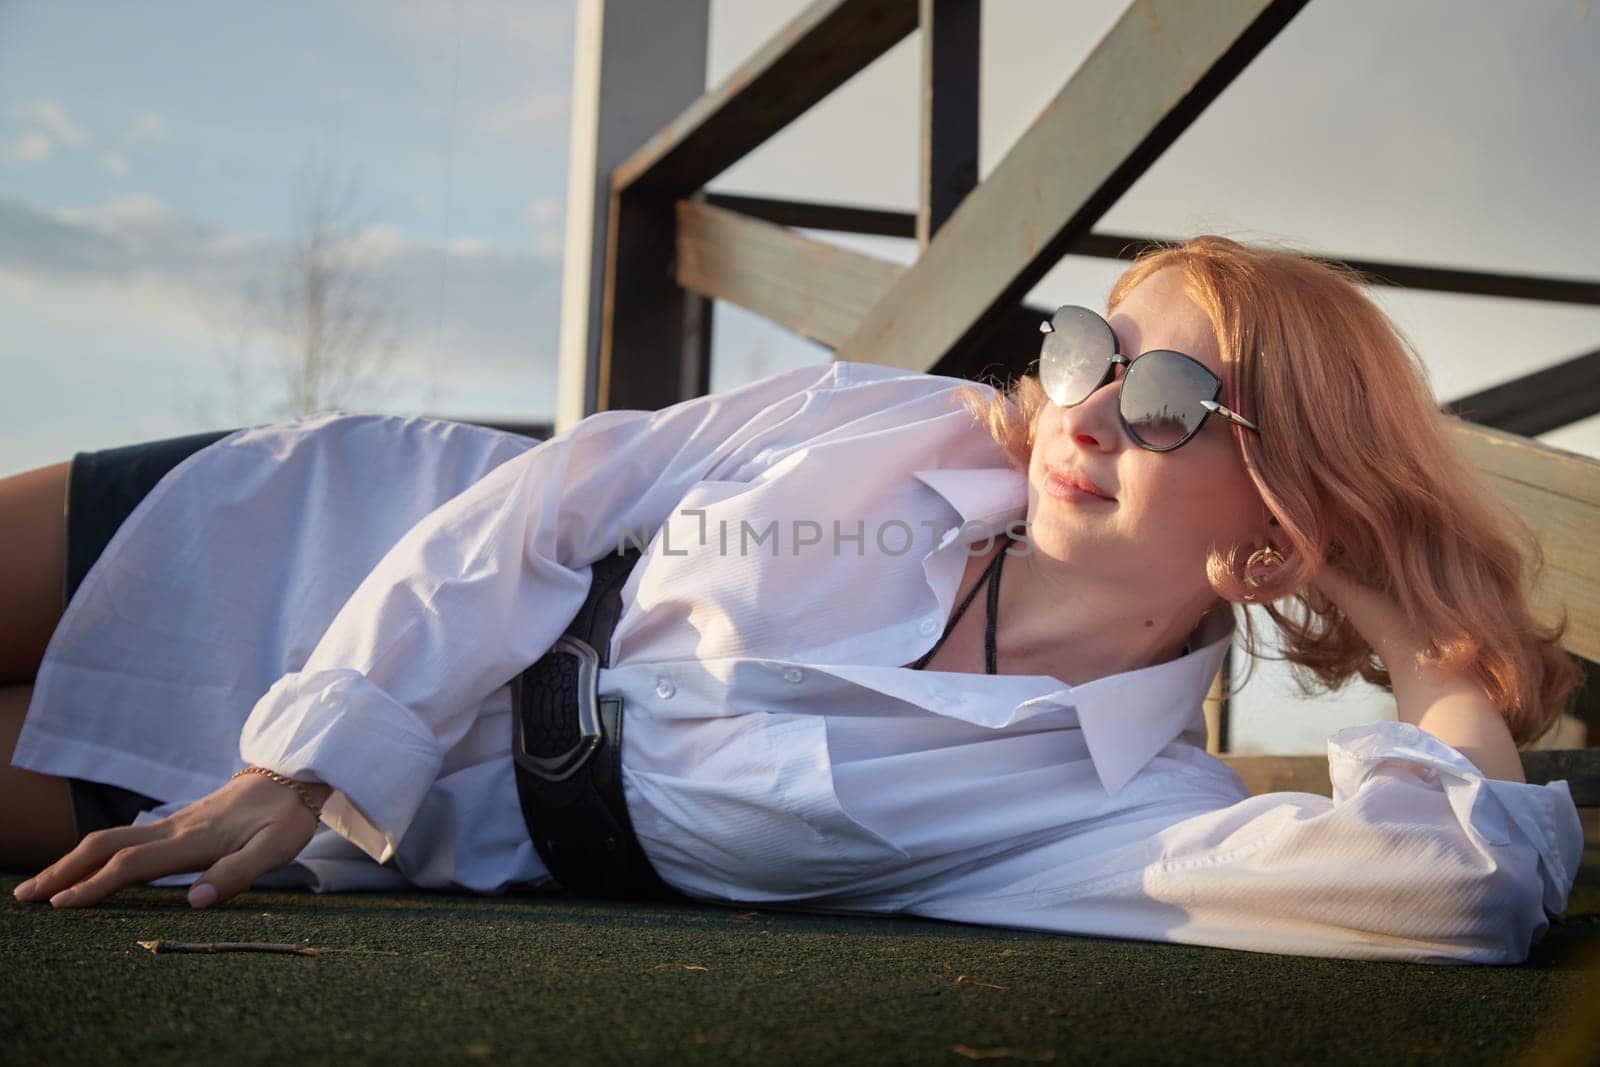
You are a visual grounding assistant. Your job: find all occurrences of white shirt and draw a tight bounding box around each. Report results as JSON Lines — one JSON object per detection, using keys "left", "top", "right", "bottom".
{"left": 17, "top": 359, "right": 1583, "bottom": 964}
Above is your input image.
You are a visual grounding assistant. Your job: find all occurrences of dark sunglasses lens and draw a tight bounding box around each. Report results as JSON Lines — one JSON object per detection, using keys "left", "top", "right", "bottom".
{"left": 1039, "top": 307, "right": 1115, "bottom": 406}
{"left": 1122, "top": 351, "right": 1216, "bottom": 449}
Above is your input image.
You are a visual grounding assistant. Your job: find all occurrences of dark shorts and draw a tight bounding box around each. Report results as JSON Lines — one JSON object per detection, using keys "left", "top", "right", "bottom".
{"left": 62, "top": 427, "right": 243, "bottom": 841}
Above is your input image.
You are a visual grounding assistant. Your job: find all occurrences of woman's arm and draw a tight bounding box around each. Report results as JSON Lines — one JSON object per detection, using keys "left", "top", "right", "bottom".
{"left": 905, "top": 565, "right": 1575, "bottom": 963}
{"left": 908, "top": 720, "right": 1580, "bottom": 963}
{"left": 1311, "top": 564, "right": 1526, "bottom": 783}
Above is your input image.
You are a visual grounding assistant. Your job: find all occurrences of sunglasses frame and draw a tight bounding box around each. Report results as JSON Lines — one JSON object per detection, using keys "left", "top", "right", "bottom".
{"left": 1038, "top": 306, "right": 1262, "bottom": 452}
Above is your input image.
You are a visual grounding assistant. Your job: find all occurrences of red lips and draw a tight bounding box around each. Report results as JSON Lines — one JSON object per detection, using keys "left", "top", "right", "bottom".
{"left": 1047, "top": 465, "right": 1116, "bottom": 500}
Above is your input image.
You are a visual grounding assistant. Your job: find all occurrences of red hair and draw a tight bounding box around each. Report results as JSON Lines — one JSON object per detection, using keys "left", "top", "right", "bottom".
{"left": 954, "top": 235, "right": 1580, "bottom": 746}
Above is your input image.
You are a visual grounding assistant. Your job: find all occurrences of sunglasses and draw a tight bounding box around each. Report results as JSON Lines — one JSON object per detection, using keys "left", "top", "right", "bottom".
{"left": 1038, "top": 305, "right": 1262, "bottom": 452}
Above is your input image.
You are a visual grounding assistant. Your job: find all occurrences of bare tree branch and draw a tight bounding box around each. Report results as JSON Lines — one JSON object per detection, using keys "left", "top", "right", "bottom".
{"left": 189, "top": 146, "right": 419, "bottom": 425}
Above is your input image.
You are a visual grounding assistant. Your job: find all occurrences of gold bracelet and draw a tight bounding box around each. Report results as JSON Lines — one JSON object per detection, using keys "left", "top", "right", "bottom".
{"left": 231, "top": 766, "right": 325, "bottom": 820}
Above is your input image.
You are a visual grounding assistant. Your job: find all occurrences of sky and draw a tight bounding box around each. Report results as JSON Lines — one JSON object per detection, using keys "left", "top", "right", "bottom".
{"left": 2, "top": 0, "right": 1596, "bottom": 752}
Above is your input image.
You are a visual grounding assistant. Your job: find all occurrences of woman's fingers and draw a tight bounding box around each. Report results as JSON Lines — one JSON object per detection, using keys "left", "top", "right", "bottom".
{"left": 188, "top": 824, "right": 306, "bottom": 909}
{"left": 14, "top": 773, "right": 319, "bottom": 909}
{"left": 42, "top": 828, "right": 217, "bottom": 909}
{"left": 1312, "top": 563, "right": 1425, "bottom": 663}
{"left": 14, "top": 822, "right": 170, "bottom": 904}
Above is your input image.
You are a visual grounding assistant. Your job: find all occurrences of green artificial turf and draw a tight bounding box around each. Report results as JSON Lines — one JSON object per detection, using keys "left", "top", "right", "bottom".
{"left": 2, "top": 874, "right": 1596, "bottom": 1065}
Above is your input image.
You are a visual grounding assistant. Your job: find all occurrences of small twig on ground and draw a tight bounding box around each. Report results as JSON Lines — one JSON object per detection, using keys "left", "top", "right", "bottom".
{"left": 951, "top": 1044, "right": 1055, "bottom": 1062}
{"left": 135, "top": 940, "right": 399, "bottom": 957}
{"left": 954, "top": 974, "right": 1009, "bottom": 990}
{"left": 137, "top": 940, "right": 321, "bottom": 956}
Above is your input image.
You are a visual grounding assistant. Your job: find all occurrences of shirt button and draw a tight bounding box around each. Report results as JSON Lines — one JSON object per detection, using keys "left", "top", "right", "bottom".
{"left": 919, "top": 615, "right": 940, "bottom": 636}
{"left": 654, "top": 678, "right": 676, "bottom": 700}
{"left": 782, "top": 667, "right": 804, "bottom": 684}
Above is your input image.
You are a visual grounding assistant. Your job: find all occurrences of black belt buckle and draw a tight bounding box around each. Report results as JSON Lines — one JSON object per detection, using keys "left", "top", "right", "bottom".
{"left": 512, "top": 634, "right": 604, "bottom": 783}
{"left": 508, "top": 546, "right": 687, "bottom": 902}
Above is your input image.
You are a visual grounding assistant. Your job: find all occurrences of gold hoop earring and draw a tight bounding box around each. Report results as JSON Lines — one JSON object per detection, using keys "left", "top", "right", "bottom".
{"left": 1243, "top": 546, "right": 1287, "bottom": 590}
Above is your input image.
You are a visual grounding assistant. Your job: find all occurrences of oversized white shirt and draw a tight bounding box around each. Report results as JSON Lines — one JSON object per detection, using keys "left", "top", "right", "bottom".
{"left": 16, "top": 359, "right": 1583, "bottom": 964}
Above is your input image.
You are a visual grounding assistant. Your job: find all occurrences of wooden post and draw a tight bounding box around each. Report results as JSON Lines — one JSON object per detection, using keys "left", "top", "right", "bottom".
{"left": 1204, "top": 644, "right": 1232, "bottom": 755}
{"left": 600, "top": 0, "right": 918, "bottom": 413}
{"left": 917, "top": 0, "right": 980, "bottom": 250}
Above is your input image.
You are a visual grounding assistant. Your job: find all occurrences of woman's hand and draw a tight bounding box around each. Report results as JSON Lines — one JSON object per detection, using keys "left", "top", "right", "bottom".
{"left": 12, "top": 772, "right": 330, "bottom": 909}
{"left": 1309, "top": 558, "right": 1526, "bottom": 783}
{"left": 1307, "top": 559, "right": 1425, "bottom": 665}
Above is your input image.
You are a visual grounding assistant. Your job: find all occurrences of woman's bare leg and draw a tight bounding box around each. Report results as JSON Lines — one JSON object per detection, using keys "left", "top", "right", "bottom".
{"left": 0, "top": 461, "right": 78, "bottom": 871}
{"left": 0, "top": 460, "right": 69, "bottom": 685}
{"left": 1, "top": 682, "right": 76, "bottom": 871}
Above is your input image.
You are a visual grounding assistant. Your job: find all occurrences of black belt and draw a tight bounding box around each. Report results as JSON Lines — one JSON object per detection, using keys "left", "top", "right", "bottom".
{"left": 509, "top": 547, "right": 689, "bottom": 902}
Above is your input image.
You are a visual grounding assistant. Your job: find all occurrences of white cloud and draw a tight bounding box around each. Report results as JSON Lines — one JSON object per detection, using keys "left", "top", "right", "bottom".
{"left": 0, "top": 193, "right": 564, "bottom": 390}
{"left": 5, "top": 131, "right": 53, "bottom": 163}
{"left": 2, "top": 99, "right": 92, "bottom": 168}
{"left": 57, "top": 193, "right": 180, "bottom": 228}
{"left": 0, "top": 267, "right": 40, "bottom": 297}
{"left": 5, "top": 97, "right": 90, "bottom": 146}
{"left": 1, "top": 102, "right": 170, "bottom": 171}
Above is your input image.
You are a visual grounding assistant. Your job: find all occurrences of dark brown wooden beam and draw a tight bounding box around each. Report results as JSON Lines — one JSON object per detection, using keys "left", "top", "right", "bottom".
{"left": 1072, "top": 233, "right": 1600, "bottom": 308}
{"left": 917, "top": 0, "right": 979, "bottom": 248}
{"left": 597, "top": 188, "right": 710, "bottom": 412}
{"left": 1523, "top": 750, "right": 1600, "bottom": 806}
{"left": 1336, "top": 258, "right": 1600, "bottom": 307}
{"left": 688, "top": 198, "right": 1600, "bottom": 310}
{"left": 702, "top": 192, "right": 916, "bottom": 238}
{"left": 925, "top": 302, "right": 1048, "bottom": 383}
{"left": 1444, "top": 346, "right": 1600, "bottom": 436}
{"left": 600, "top": 0, "right": 918, "bottom": 412}
{"left": 612, "top": 0, "right": 919, "bottom": 196}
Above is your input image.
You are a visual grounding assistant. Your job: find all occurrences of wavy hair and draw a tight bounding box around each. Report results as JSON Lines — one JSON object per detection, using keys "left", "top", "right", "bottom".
{"left": 952, "top": 235, "right": 1580, "bottom": 746}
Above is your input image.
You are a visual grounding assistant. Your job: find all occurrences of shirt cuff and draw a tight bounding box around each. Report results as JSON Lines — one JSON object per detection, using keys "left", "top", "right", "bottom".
{"left": 240, "top": 668, "right": 444, "bottom": 865}
{"left": 1327, "top": 720, "right": 1583, "bottom": 916}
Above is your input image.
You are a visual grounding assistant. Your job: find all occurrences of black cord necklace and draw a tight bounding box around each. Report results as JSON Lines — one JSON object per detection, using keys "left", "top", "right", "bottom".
{"left": 909, "top": 533, "right": 1011, "bottom": 675}
{"left": 908, "top": 534, "right": 1199, "bottom": 675}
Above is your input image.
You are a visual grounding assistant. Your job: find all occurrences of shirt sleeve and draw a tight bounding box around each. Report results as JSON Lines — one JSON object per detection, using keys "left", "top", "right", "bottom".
{"left": 240, "top": 359, "right": 866, "bottom": 864}
{"left": 907, "top": 721, "right": 1584, "bottom": 964}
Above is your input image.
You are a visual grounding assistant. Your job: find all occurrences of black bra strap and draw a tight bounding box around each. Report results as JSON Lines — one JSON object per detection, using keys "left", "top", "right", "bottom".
{"left": 985, "top": 535, "right": 1008, "bottom": 675}
{"left": 910, "top": 534, "right": 1011, "bottom": 673}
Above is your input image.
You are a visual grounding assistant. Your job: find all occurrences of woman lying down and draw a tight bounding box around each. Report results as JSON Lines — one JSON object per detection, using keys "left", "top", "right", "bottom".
{"left": 2, "top": 235, "right": 1583, "bottom": 965}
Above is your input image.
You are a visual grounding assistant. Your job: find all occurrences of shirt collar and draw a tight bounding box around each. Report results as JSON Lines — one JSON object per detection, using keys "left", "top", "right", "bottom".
{"left": 908, "top": 462, "right": 1237, "bottom": 797}
{"left": 1068, "top": 606, "right": 1234, "bottom": 796}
